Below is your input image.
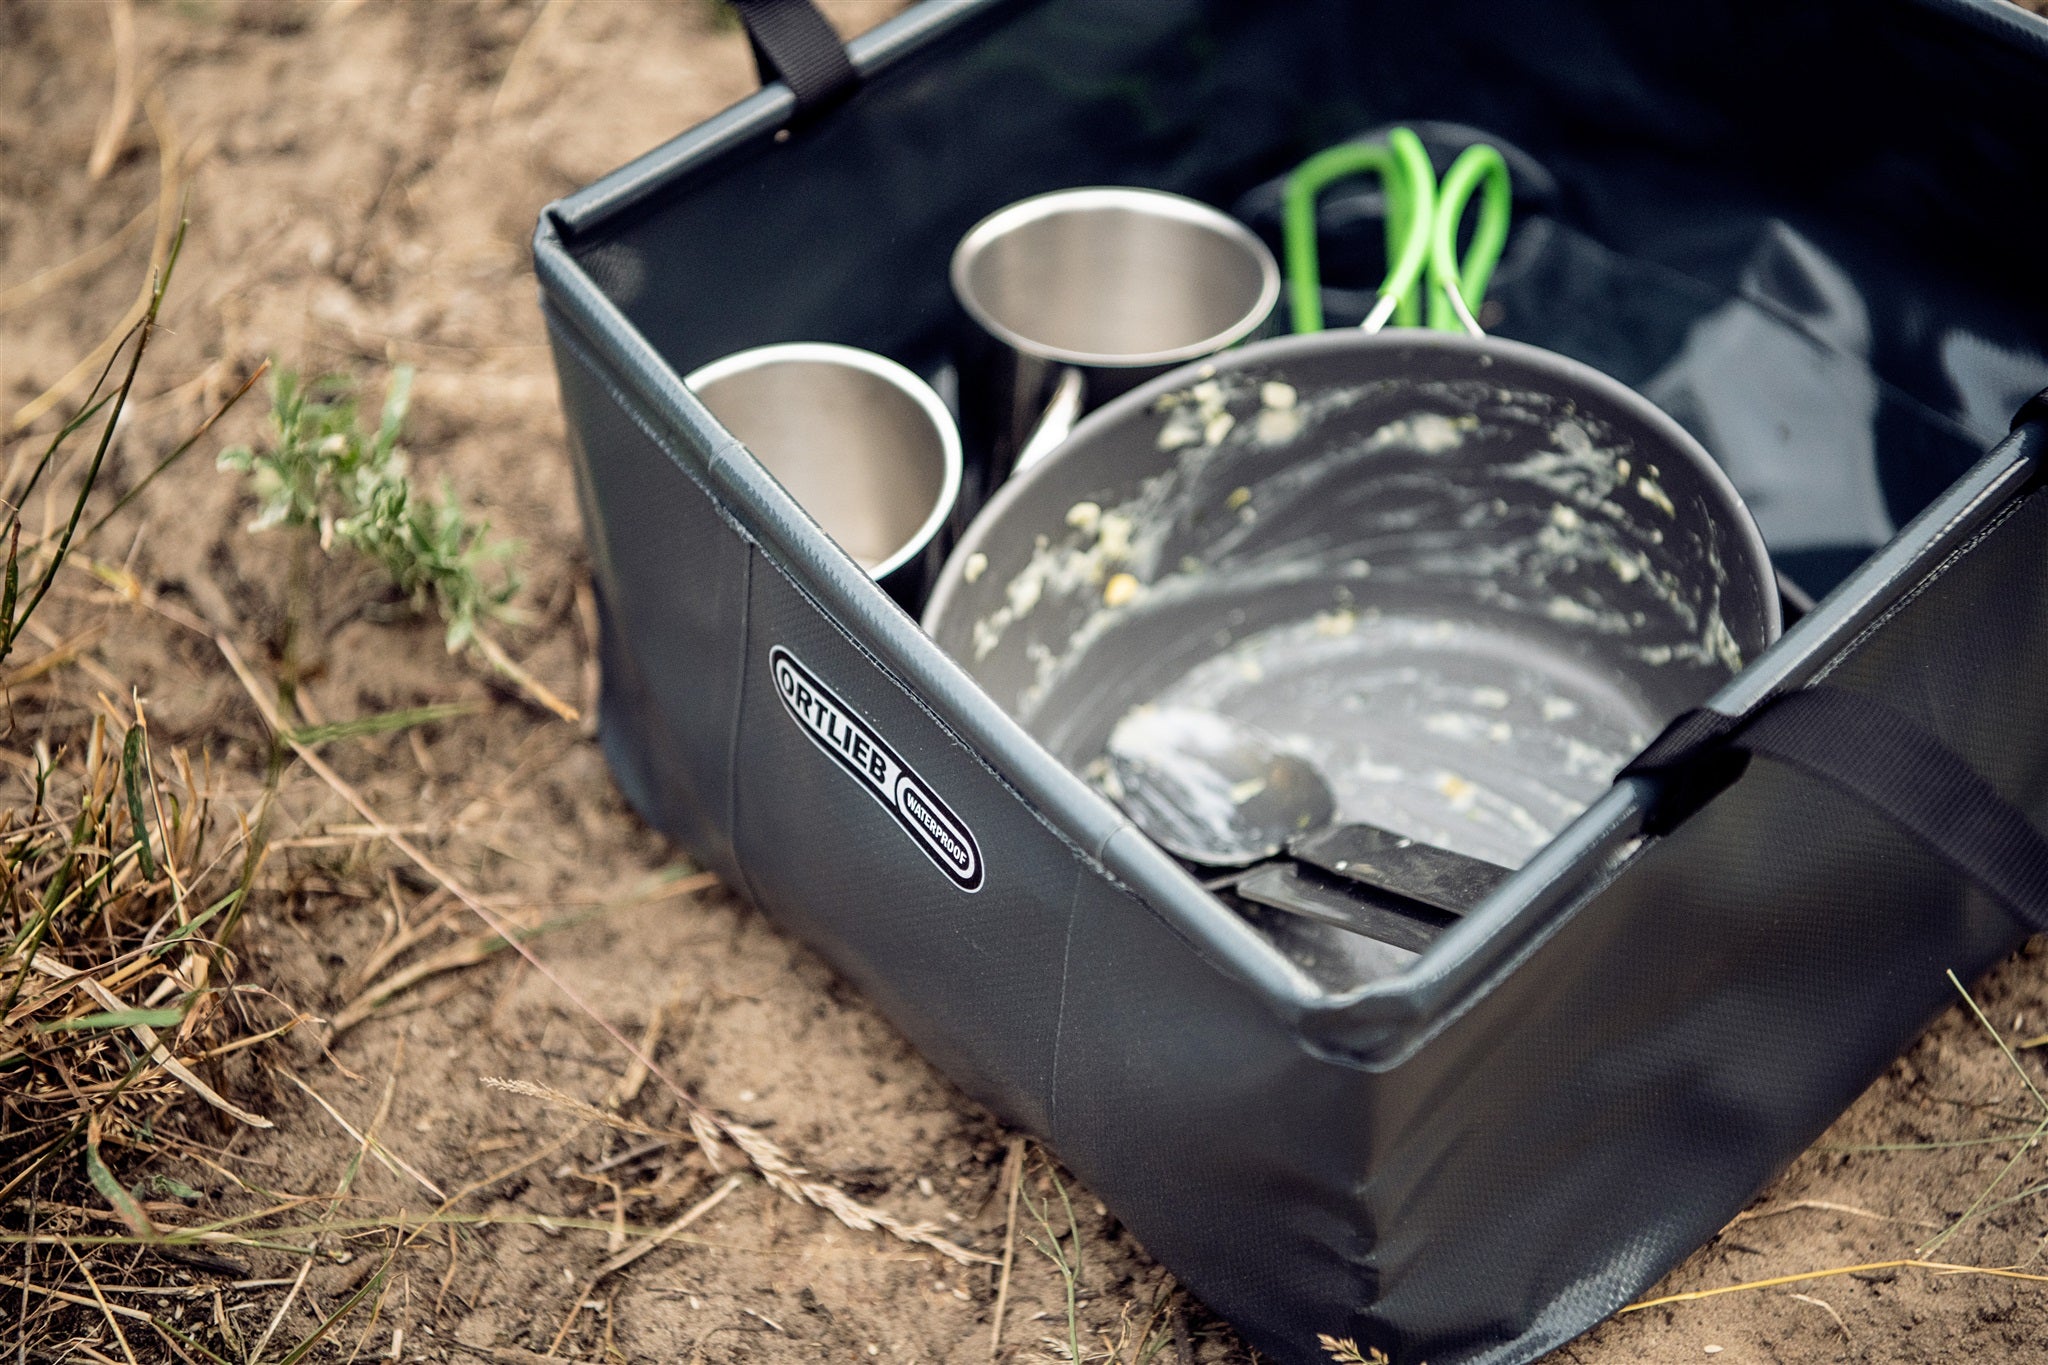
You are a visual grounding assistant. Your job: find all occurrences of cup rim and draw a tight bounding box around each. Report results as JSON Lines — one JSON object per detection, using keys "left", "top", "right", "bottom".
{"left": 950, "top": 186, "right": 1283, "bottom": 369}
{"left": 684, "top": 342, "right": 963, "bottom": 583}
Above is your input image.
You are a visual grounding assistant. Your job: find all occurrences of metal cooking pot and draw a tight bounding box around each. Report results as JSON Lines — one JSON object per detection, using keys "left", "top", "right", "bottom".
{"left": 923, "top": 329, "right": 1779, "bottom": 883}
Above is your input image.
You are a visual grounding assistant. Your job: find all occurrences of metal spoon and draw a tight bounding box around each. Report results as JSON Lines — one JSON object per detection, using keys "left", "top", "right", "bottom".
{"left": 1103, "top": 705, "right": 1336, "bottom": 867}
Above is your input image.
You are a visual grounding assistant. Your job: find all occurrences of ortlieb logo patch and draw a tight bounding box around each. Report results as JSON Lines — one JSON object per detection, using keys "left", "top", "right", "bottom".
{"left": 768, "top": 646, "right": 984, "bottom": 892}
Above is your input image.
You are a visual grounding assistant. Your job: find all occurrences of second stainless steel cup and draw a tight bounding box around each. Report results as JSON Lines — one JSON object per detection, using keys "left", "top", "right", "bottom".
{"left": 685, "top": 342, "right": 961, "bottom": 609}
{"left": 952, "top": 187, "right": 1281, "bottom": 485}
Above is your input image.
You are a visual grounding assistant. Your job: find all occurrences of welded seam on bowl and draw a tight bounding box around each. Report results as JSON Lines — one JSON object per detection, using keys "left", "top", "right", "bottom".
{"left": 722, "top": 547, "right": 771, "bottom": 912}
{"left": 1044, "top": 873, "right": 1084, "bottom": 1148}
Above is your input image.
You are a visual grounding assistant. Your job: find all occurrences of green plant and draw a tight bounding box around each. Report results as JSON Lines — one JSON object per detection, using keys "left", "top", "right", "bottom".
{"left": 218, "top": 367, "right": 580, "bottom": 720}
{"left": 1021, "top": 1157, "right": 1086, "bottom": 1363}
{"left": 218, "top": 366, "right": 517, "bottom": 654}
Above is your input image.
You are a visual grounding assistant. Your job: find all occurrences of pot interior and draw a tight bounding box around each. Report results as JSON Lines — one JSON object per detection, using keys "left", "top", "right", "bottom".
{"left": 925, "top": 333, "right": 1777, "bottom": 870}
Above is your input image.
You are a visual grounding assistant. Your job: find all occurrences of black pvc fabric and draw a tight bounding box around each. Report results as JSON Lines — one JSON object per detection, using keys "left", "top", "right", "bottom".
{"left": 535, "top": 2, "right": 2048, "bottom": 1361}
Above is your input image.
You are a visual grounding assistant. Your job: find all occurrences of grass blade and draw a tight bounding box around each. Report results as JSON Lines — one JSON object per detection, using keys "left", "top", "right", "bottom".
{"left": 11, "top": 220, "right": 188, "bottom": 645}
{"left": 284, "top": 701, "right": 476, "bottom": 749}
{"left": 1, "top": 522, "right": 19, "bottom": 658}
{"left": 274, "top": 1258, "right": 390, "bottom": 1365}
{"left": 81, "top": 358, "right": 271, "bottom": 545}
{"left": 123, "top": 724, "right": 157, "bottom": 878}
{"left": 151, "top": 886, "right": 242, "bottom": 957}
{"left": 38, "top": 1007, "right": 186, "bottom": 1033}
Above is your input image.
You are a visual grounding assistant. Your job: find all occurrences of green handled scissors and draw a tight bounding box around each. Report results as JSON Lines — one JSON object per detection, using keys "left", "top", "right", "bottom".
{"left": 1282, "top": 127, "right": 1512, "bottom": 336}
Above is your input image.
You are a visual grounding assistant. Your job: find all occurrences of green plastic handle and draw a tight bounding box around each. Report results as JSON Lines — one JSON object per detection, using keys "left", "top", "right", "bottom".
{"left": 1384, "top": 128, "right": 1439, "bottom": 330}
{"left": 1283, "top": 130, "right": 1513, "bottom": 335}
{"left": 1282, "top": 130, "right": 1435, "bottom": 334}
{"left": 1427, "top": 143, "right": 1512, "bottom": 334}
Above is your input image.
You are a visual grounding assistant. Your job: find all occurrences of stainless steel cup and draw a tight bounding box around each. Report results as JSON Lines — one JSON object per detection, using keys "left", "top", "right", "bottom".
{"left": 684, "top": 343, "right": 962, "bottom": 608}
{"left": 951, "top": 187, "right": 1281, "bottom": 483}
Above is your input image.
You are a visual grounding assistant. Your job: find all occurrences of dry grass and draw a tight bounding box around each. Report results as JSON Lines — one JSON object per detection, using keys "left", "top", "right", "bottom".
{"left": 0, "top": 232, "right": 289, "bottom": 1361}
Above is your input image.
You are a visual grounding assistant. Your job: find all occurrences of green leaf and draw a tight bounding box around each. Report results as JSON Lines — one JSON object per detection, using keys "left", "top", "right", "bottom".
{"left": 122, "top": 725, "right": 157, "bottom": 879}
{"left": 145, "top": 1174, "right": 204, "bottom": 1201}
{"left": 375, "top": 365, "right": 415, "bottom": 457}
{"left": 86, "top": 1134, "right": 159, "bottom": 1241}
{"left": 38, "top": 1007, "right": 186, "bottom": 1033}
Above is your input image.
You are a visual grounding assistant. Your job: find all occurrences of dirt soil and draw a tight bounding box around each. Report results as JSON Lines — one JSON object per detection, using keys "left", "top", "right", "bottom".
{"left": 4, "top": 2, "right": 2046, "bottom": 1363}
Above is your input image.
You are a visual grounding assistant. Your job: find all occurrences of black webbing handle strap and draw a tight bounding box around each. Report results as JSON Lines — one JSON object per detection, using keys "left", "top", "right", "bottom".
{"left": 730, "top": 0, "right": 859, "bottom": 118}
{"left": 1623, "top": 686, "right": 2048, "bottom": 936}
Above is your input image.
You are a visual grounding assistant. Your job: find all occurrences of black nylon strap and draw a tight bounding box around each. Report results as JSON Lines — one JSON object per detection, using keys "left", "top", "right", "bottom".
{"left": 1624, "top": 686, "right": 2048, "bottom": 935}
{"left": 1622, "top": 707, "right": 1749, "bottom": 836}
{"left": 731, "top": 0, "right": 859, "bottom": 117}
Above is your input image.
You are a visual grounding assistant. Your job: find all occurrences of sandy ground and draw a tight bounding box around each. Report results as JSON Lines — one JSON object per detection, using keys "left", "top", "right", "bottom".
{"left": 3, "top": 2, "right": 2046, "bottom": 1362}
